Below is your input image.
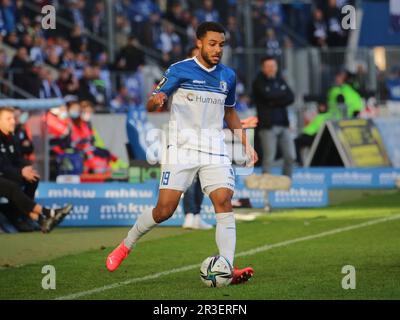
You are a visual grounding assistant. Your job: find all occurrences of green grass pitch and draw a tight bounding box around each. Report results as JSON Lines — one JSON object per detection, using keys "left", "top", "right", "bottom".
{"left": 0, "top": 190, "right": 399, "bottom": 300}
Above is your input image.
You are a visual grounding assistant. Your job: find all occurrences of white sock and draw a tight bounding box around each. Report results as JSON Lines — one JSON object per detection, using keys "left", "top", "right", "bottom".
{"left": 124, "top": 208, "right": 158, "bottom": 249}
{"left": 215, "top": 212, "right": 236, "bottom": 267}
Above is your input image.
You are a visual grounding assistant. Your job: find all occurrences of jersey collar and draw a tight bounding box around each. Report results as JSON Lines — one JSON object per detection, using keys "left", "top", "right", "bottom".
{"left": 193, "top": 56, "right": 217, "bottom": 72}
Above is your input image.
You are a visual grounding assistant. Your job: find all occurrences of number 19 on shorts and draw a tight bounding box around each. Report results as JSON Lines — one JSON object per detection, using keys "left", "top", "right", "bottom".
{"left": 161, "top": 171, "right": 171, "bottom": 186}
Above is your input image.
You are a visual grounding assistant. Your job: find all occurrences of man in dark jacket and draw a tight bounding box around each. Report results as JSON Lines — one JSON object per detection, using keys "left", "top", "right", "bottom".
{"left": 0, "top": 106, "right": 39, "bottom": 199}
{"left": 0, "top": 106, "right": 73, "bottom": 232}
{"left": 252, "top": 56, "right": 296, "bottom": 177}
{"left": 115, "top": 36, "right": 145, "bottom": 73}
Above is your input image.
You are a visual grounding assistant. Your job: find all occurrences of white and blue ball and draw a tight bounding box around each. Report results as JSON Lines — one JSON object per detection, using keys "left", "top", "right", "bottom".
{"left": 200, "top": 255, "right": 233, "bottom": 287}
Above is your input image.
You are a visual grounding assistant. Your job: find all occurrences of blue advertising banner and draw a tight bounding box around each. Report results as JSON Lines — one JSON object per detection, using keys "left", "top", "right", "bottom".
{"left": 235, "top": 174, "right": 328, "bottom": 208}
{"left": 38, "top": 198, "right": 217, "bottom": 227}
{"left": 36, "top": 180, "right": 159, "bottom": 199}
{"left": 269, "top": 185, "right": 328, "bottom": 208}
{"left": 233, "top": 176, "right": 266, "bottom": 209}
{"left": 37, "top": 180, "right": 220, "bottom": 227}
{"left": 35, "top": 167, "right": 399, "bottom": 227}
{"left": 268, "top": 167, "right": 400, "bottom": 189}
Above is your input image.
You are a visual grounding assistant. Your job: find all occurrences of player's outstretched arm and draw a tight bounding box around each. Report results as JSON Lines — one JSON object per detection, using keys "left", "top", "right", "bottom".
{"left": 224, "top": 107, "right": 258, "bottom": 166}
{"left": 146, "top": 92, "right": 168, "bottom": 112}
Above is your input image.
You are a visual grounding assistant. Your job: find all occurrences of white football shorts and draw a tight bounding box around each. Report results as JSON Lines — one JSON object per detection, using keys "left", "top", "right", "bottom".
{"left": 159, "top": 146, "right": 235, "bottom": 195}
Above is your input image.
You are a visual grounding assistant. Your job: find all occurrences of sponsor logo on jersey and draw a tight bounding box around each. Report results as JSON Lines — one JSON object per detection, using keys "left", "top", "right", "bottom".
{"left": 193, "top": 80, "right": 206, "bottom": 84}
{"left": 186, "top": 92, "right": 195, "bottom": 102}
{"left": 186, "top": 92, "right": 225, "bottom": 105}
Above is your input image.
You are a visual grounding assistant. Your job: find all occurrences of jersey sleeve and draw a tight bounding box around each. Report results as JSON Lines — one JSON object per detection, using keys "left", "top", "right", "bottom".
{"left": 153, "top": 65, "right": 182, "bottom": 97}
{"left": 225, "top": 73, "right": 236, "bottom": 107}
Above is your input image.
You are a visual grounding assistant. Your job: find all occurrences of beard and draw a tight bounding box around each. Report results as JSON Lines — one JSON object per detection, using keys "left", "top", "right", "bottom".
{"left": 200, "top": 48, "right": 221, "bottom": 66}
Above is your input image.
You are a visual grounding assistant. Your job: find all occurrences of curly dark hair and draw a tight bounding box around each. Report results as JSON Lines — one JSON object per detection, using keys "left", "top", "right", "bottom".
{"left": 196, "top": 22, "right": 225, "bottom": 40}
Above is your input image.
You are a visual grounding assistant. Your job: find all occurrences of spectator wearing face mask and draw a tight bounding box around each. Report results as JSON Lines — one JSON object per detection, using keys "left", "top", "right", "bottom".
{"left": 68, "top": 100, "right": 89, "bottom": 153}
{"left": 45, "top": 102, "right": 73, "bottom": 180}
{"left": 80, "top": 100, "right": 103, "bottom": 148}
{"left": 68, "top": 100, "right": 117, "bottom": 174}
{"left": 46, "top": 103, "right": 72, "bottom": 156}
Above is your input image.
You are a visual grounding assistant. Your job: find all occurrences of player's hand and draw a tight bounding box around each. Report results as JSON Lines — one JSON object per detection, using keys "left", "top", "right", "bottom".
{"left": 245, "top": 144, "right": 258, "bottom": 167}
{"left": 240, "top": 116, "right": 258, "bottom": 129}
{"left": 152, "top": 92, "right": 167, "bottom": 111}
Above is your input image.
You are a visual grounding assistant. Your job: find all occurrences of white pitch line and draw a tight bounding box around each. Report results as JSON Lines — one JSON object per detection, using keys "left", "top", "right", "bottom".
{"left": 55, "top": 213, "right": 400, "bottom": 300}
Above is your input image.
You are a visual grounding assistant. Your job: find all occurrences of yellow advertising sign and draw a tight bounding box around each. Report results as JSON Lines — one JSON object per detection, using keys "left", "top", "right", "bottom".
{"left": 334, "top": 119, "right": 390, "bottom": 167}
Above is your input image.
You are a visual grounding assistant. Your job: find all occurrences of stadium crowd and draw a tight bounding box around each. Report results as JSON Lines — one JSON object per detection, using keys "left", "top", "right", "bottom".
{"left": 0, "top": 0, "right": 397, "bottom": 175}
{"left": 0, "top": 0, "right": 356, "bottom": 108}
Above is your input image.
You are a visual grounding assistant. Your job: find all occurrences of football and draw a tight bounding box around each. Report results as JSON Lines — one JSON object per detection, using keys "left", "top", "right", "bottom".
{"left": 200, "top": 255, "right": 233, "bottom": 287}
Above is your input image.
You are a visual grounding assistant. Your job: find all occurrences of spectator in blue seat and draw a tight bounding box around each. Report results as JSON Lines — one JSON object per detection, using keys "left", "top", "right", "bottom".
{"left": 4, "top": 30, "right": 19, "bottom": 48}
{"left": 110, "top": 86, "right": 138, "bottom": 114}
{"left": 39, "top": 68, "right": 63, "bottom": 99}
{"left": 0, "top": 0, "right": 16, "bottom": 34}
{"left": 264, "top": 0, "right": 284, "bottom": 28}
{"left": 195, "top": 0, "right": 220, "bottom": 23}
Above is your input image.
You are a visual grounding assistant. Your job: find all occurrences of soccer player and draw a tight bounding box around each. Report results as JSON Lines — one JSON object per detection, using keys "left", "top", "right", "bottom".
{"left": 106, "top": 22, "right": 258, "bottom": 285}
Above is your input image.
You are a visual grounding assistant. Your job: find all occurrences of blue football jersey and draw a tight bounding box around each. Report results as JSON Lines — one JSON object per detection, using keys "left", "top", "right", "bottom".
{"left": 154, "top": 57, "right": 236, "bottom": 155}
